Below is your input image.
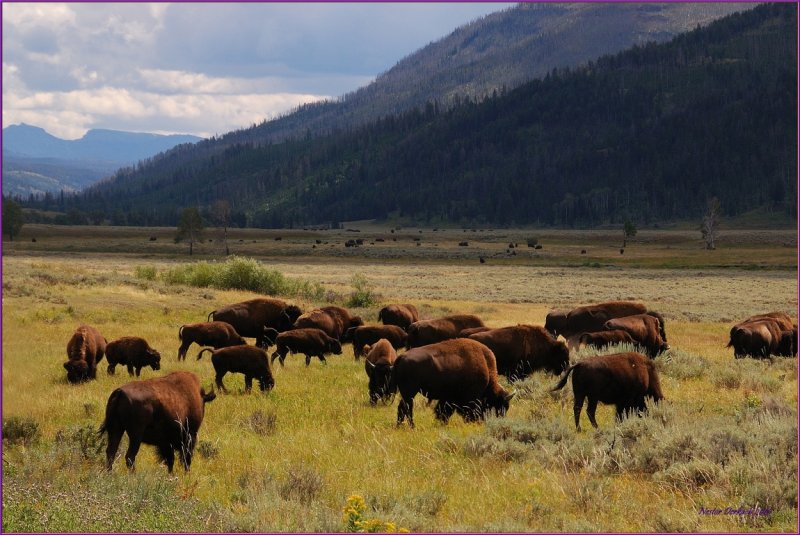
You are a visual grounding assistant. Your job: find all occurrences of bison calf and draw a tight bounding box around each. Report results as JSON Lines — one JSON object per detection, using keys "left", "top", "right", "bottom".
{"left": 364, "top": 339, "right": 398, "bottom": 405}
{"left": 552, "top": 352, "right": 664, "bottom": 431}
{"left": 64, "top": 324, "right": 107, "bottom": 383}
{"left": 106, "top": 337, "right": 162, "bottom": 377}
{"left": 198, "top": 345, "right": 274, "bottom": 393}
{"left": 178, "top": 321, "right": 247, "bottom": 360}
{"left": 377, "top": 304, "right": 419, "bottom": 331}
{"left": 99, "top": 371, "right": 215, "bottom": 473}
{"left": 350, "top": 324, "right": 407, "bottom": 360}
{"left": 270, "top": 328, "right": 342, "bottom": 367}
{"left": 577, "top": 330, "right": 636, "bottom": 351}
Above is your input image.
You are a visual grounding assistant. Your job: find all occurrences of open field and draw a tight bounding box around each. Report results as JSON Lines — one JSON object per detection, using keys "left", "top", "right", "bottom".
{"left": 1, "top": 226, "right": 798, "bottom": 532}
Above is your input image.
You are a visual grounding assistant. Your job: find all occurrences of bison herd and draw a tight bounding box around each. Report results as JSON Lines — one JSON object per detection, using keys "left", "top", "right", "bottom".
{"left": 60, "top": 297, "right": 796, "bottom": 473}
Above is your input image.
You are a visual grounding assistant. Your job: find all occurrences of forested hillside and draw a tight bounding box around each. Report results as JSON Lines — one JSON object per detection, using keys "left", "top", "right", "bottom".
{"left": 40, "top": 4, "right": 797, "bottom": 228}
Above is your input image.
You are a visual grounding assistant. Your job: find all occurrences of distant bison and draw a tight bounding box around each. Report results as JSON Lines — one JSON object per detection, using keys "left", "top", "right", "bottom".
{"left": 349, "top": 325, "right": 408, "bottom": 360}
{"left": 552, "top": 352, "right": 664, "bottom": 431}
{"left": 406, "top": 314, "right": 485, "bottom": 349}
{"left": 177, "top": 321, "right": 247, "bottom": 360}
{"left": 294, "top": 306, "right": 364, "bottom": 342}
{"left": 99, "top": 371, "right": 215, "bottom": 472}
{"left": 377, "top": 304, "right": 419, "bottom": 331}
{"left": 547, "top": 301, "right": 649, "bottom": 339}
{"left": 604, "top": 314, "right": 669, "bottom": 358}
{"left": 727, "top": 319, "right": 795, "bottom": 359}
{"left": 393, "top": 338, "right": 514, "bottom": 428}
{"left": 64, "top": 325, "right": 107, "bottom": 383}
{"left": 106, "top": 337, "right": 162, "bottom": 377}
{"left": 577, "top": 330, "right": 636, "bottom": 351}
{"left": 198, "top": 345, "right": 274, "bottom": 393}
{"left": 469, "top": 325, "right": 569, "bottom": 380}
{"left": 270, "top": 328, "right": 343, "bottom": 367}
{"left": 364, "top": 338, "right": 398, "bottom": 405}
{"left": 208, "top": 298, "right": 302, "bottom": 347}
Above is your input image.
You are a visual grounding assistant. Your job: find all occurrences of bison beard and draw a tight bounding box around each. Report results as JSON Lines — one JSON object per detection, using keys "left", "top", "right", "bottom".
{"left": 364, "top": 339, "right": 398, "bottom": 405}
{"left": 99, "top": 371, "right": 215, "bottom": 473}
{"left": 551, "top": 352, "right": 664, "bottom": 431}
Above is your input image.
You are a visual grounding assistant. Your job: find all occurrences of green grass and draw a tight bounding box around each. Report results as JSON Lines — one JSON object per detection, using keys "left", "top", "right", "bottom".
{"left": 1, "top": 233, "right": 798, "bottom": 532}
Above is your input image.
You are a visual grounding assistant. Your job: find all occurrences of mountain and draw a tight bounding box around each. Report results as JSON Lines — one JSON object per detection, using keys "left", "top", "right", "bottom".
{"left": 2, "top": 125, "right": 203, "bottom": 196}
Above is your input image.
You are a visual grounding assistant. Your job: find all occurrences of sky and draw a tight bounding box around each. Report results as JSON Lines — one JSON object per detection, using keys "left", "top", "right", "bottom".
{"left": 2, "top": 2, "right": 513, "bottom": 140}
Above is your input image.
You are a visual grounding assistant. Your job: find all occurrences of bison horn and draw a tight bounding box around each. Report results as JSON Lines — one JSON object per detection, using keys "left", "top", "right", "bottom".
{"left": 504, "top": 390, "right": 517, "bottom": 402}
{"left": 366, "top": 360, "right": 376, "bottom": 369}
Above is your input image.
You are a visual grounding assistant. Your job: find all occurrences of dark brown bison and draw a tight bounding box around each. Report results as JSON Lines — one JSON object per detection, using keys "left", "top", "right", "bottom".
{"left": 99, "top": 371, "right": 215, "bottom": 472}
{"left": 727, "top": 320, "right": 795, "bottom": 359}
{"left": 406, "top": 314, "right": 485, "bottom": 349}
{"left": 197, "top": 345, "right": 274, "bottom": 393}
{"left": 364, "top": 338, "right": 398, "bottom": 405}
{"left": 468, "top": 325, "right": 569, "bottom": 380}
{"left": 603, "top": 314, "right": 669, "bottom": 358}
{"left": 293, "top": 306, "right": 364, "bottom": 342}
{"left": 377, "top": 304, "right": 419, "bottom": 331}
{"left": 64, "top": 325, "right": 107, "bottom": 383}
{"left": 208, "top": 298, "right": 302, "bottom": 347}
{"left": 349, "top": 325, "right": 408, "bottom": 360}
{"left": 393, "top": 338, "right": 514, "bottom": 428}
{"left": 544, "top": 309, "right": 570, "bottom": 338}
{"left": 547, "top": 301, "right": 649, "bottom": 338}
{"left": 577, "top": 330, "right": 636, "bottom": 350}
{"left": 552, "top": 352, "right": 664, "bottom": 431}
{"left": 106, "top": 337, "right": 162, "bottom": 377}
{"left": 177, "top": 321, "right": 247, "bottom": 360}
{"left": 270, "top": 328, "right": 343, "bottom": 367}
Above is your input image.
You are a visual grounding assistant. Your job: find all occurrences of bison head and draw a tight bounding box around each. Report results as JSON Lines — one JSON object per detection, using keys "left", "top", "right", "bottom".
{"left": 485, "top": 390, "right": 516, "bottom": 418}
{"left": 329, "top": 339, "right": 343, "bottom": 355}
{"left": 279, "top": 305, "right": 303, "bottom": 331}
{"left": 64, "top": 360, "right": 89, "bottom": 383}
{"left": 365, "top": 360, "right": 396, "bottom": 405}
{"left": 259, "top": 327, "right": 279, "bottom": 348}
{"left": 545, "top": 311, "right": 568, "bottom": 337}
{"left": 547, "top": 343, "right": 570, "bottom": 375}
{"left": 147, "top": 349, "right": 162, "bottom": 370}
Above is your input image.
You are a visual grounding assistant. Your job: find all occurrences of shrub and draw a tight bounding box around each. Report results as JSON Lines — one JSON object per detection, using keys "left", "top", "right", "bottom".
{"left": 245, "top": 409, "right": 277, "bottom": 436}
{"left": 196, "top": 440, "right": 219, "bottom": 459}
{"left": 654, "top": 459, "right": 719, "bottom": 491}
{"left": 2, "top": 416, "right": 40, "bottom": 446}
{"left": 54, "top": 424, "right": 106, "bottom": 460}
{"left": 134, "top": 265, "right": 157, "bottom": 281}
{"left": 280, "top": 466, "right": 324, "bottom": 504}
{"left": 346, "top": 273, "right": 378, "bottom": 308}
{"left": 343, "top": 495, "right": 408, "bottom": 533}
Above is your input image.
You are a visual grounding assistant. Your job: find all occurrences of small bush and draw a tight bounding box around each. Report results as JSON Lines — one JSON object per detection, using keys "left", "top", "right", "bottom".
{"left": 2, "top": 417, "right": 40, "bottom": 446}
{"left": 713, "top": 368, "right": 742, "bottom": 389}
{"left": 197, "top": 440, "right": 219, "bottom": 459}
{"left": 654, "top": 459, "right": 719, "bottom": 491}
{"left": 134, "top": 265, "right": 157, "bottom": 281}
{"left": 280, "top": 466, "right": 324, "bottom": 504}
{"left": 462, "top": 434, "right": 528, "bottom": 462}
{"left": 245, "top": 409, "right": 277, "bottom": 436}
{"left": 54, "top": 424, "right": 106, "bottom": 460}
{"left": 347, "top": 273, "right": 378, "bottom": 308}
{"left": 343, "top": 495, "right": 408, "bottom": 533}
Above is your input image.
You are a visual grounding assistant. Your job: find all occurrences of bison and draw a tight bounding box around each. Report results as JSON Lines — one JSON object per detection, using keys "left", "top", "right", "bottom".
{"left": 64, "top": 325, "right": 107, "bottom": 383}
{"left": 208, "top": 298, "right": 302, "bottom": 347}
{"left": 544, "top": 309, "right": 570, "bottom": 338}
{"left": 349, "top": 324, "right": 407, "bottom": 360}
{"left": 577, "top": 330, "right": 636, "bottom": 351}
{"left": 269, "top": 328, "right": 343, "bottom": 367}
{"left": 377, "top": 304, "right": 419, "bottom": 331}
{"left": 99, "top": 371, "right": 216, "bottom": 472}
{"left": 468, "top": 325, "right": 569, "bottom": 380}
{"left": 546, "top": 301, "right": 649, "bottom": 339}
{"left": 197, "top": 345, "right": 274, "bottom": 393}
{"left": 552, "top": 352, "right": 664, "bottom": 431}
{"left": 603, "top": 314, "right": 669, "bottom": 358}
{"left": 178, "top": 321, "right": 247, "bottom": 360}
{"left": 458, "top": 326, "right": 493, "bottom": 337}
{"left": 392, "top": 338, "right": 514, "bottom": 428}
{"left": 294, "top": 306, "right": 364, "bottom": 342}
{"left": 106, "top": 337, "right": 162, "bottom": 377}
{"left": 364, "top": 338, "right": 398, "bottom": 405}
{"left": 727, "top": 320, "right": 795, "bottom": 359}
{"left": 406, "top": 314, "right": 485, "bottom": 349}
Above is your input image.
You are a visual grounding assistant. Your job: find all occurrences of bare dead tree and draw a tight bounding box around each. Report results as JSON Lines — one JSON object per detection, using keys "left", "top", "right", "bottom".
{"left": 701, "top": 197, "right": 721, "bottom": 250}
{"left": 211, "top": 200, "right": 232, "bottom": 256}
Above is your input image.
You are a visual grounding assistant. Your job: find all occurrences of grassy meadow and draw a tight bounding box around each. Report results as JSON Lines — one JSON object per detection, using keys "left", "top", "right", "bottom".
{"left": 1, "top": 224, "right": 798, "bottom": 532}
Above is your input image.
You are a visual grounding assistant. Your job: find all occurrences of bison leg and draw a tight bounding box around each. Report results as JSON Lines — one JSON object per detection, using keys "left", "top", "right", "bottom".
{"left": 124, "top": 431, "right": 143, "bottom": 471}
{"left": 317, "top": 354, "right": 327, "bottom": 365}
{"left": 181, "top": 432, "right": 197, "bottom": 471}
{"left": 573, "top": 393, "right": 586, "bottom": 431}
{"left": 259, "top": 375, "right": 274, "bottom": 392}
{"left": 104, "top": 427, "right": 124, "bottom": 471}
{"left": 157, "top": 443, "right": 176, "bottom": 473}
{"left": 397, "top": 397, "right": 415, "bottom": 428}
{"left": 107, "top": 363, "right": 116, "bottom": 375}
{"left": 215, "top": 371, "right": 228, "bottom": 393}
{"left": 586, "top": 398, "right": 600, "bottom": 428}
{"left": 178, "top": 341, "right": 192, "bottom": 361}
{"left": 126, "top": 364, "right": 135, "bottom": 376}
{"left": 270, "top": 350, "right": 286, "bottom": 367}
{"left": 435, "top": 401, "right": 456, "bottom": 423}
{"left": 244, "top": 375, "right": 253, "bottom": 393}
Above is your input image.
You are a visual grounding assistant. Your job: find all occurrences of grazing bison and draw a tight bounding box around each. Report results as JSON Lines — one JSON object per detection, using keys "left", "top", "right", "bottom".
{"left": 99, "top": 371, "right": 215, "bottom": 472}
{"left": 577, "top": 330, "right": 636, "bottom": 350}
{"left": 208, "top": 298, "right": 302, "bottom": 347}
{"left": 270, "top": 328, "right": 343, "bottom": 367}
{"left": 106, "top": 337, "right": 162, "bottom": 377}
{"left": 377, "top": 304, "right": 420, "bottom": 331}
{"left": 294, "top": 306, "right": 364, "bottom": 342}
{"left": 64, "top": 325, "right": 107, "bottom": 383}
{"left": 178, "top": 321, "right": 247, "bottom": 360}
{"left": 197, "top": 345, "right": 274, "bottom": 393}
{"left": 349, "top": 325, "right": 407, "bottom": 360}
{"left": 406, "top": 314, "right": 485, "bottom": 349}
{"left": 544, "top": 310, "right": 570, "bottom": 338}
{"left": 468, "top": 325, "right": 569, "bottom": 380}
{"left": 364, "top": 339, "right": 398, "bottom": 405}
{"left": 552, "top": 352, "right": 664, "bottom": 431}
{"left": 604, "top": 314, "right": 669, "bottom": 358}
{"left": 727, "top": 320, "right": 795, "bottom": 359}
{"left": 393, "top": 338, "right": 514, "bottom": 428}
{"left": 547, "top": 301, "right": 649, "bottom": 339}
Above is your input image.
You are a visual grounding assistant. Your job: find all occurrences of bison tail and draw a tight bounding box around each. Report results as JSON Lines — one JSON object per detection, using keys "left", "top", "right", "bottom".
{"left": 178, "top": 325, "right": 184, "bottom": 340}
{"left": 98, "top": 388, "right": 123, "bottom": 436}
{"left": 197, "top": 348, "right": 213, "bottom": 361}
{"left": 551, "top": 365, "right": 575, "bottom": 392}
{"left": 207, "top": 311, "right": 215, "bottom": 322}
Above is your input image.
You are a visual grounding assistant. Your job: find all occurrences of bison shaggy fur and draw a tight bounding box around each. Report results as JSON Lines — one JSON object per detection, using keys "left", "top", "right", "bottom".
{"left": 550, "top": 301, "right": 649, "bottom": 339}
{"left": 350, "top": 325, "right": 407, "bottom": 360}
{"left": 377, "top": 304, "right": 419, "bottom": 331}
{"left": 603, "top": 314, "right": 669, "bottom": 358}
{"left": 364, "top": 338, "right": 398, "bottom": 405}
{"left": 198, "top": 345, "right": 275, "bottom": 393}
{"left": 99, "top": 371, "right": 216, "bottom": 472}
{"left": 577, "top": 330, "right": 636, "bottom": 350}
{"left": 208, "top": 298, "right": 301, "bottom": 347}
{"left": 552, "top": 352, "right": 664, "bottom": 431}
{"left": 294, "top": 306, "right": 364, "bottom": 342}
{"left": 270, "top": 328, "right": 343, "bottom": 367}
{"left": 727, "top": 319, "right": 795, "bottom": 358}
{"left": 468, "top": 325, "right": 569, "bottom": 379}
{"left": 406, "top": 314, "right": 485, "bottom": 349}
{"left": 64, "top": 324, "right": 107, "bottom": 383}
{"left": 178, "top": 321, "right": 247, "bottom": 360}
{"left": 392, "top": 338, "right": 514, "bottom": 428}
{"left": 106, "top": 337, "right": 162, "bottom": 377}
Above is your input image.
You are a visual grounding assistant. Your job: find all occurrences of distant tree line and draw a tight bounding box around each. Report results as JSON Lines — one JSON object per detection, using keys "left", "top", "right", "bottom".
{"left": 19, "top": 3, "right": 797, "bottom": 229}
